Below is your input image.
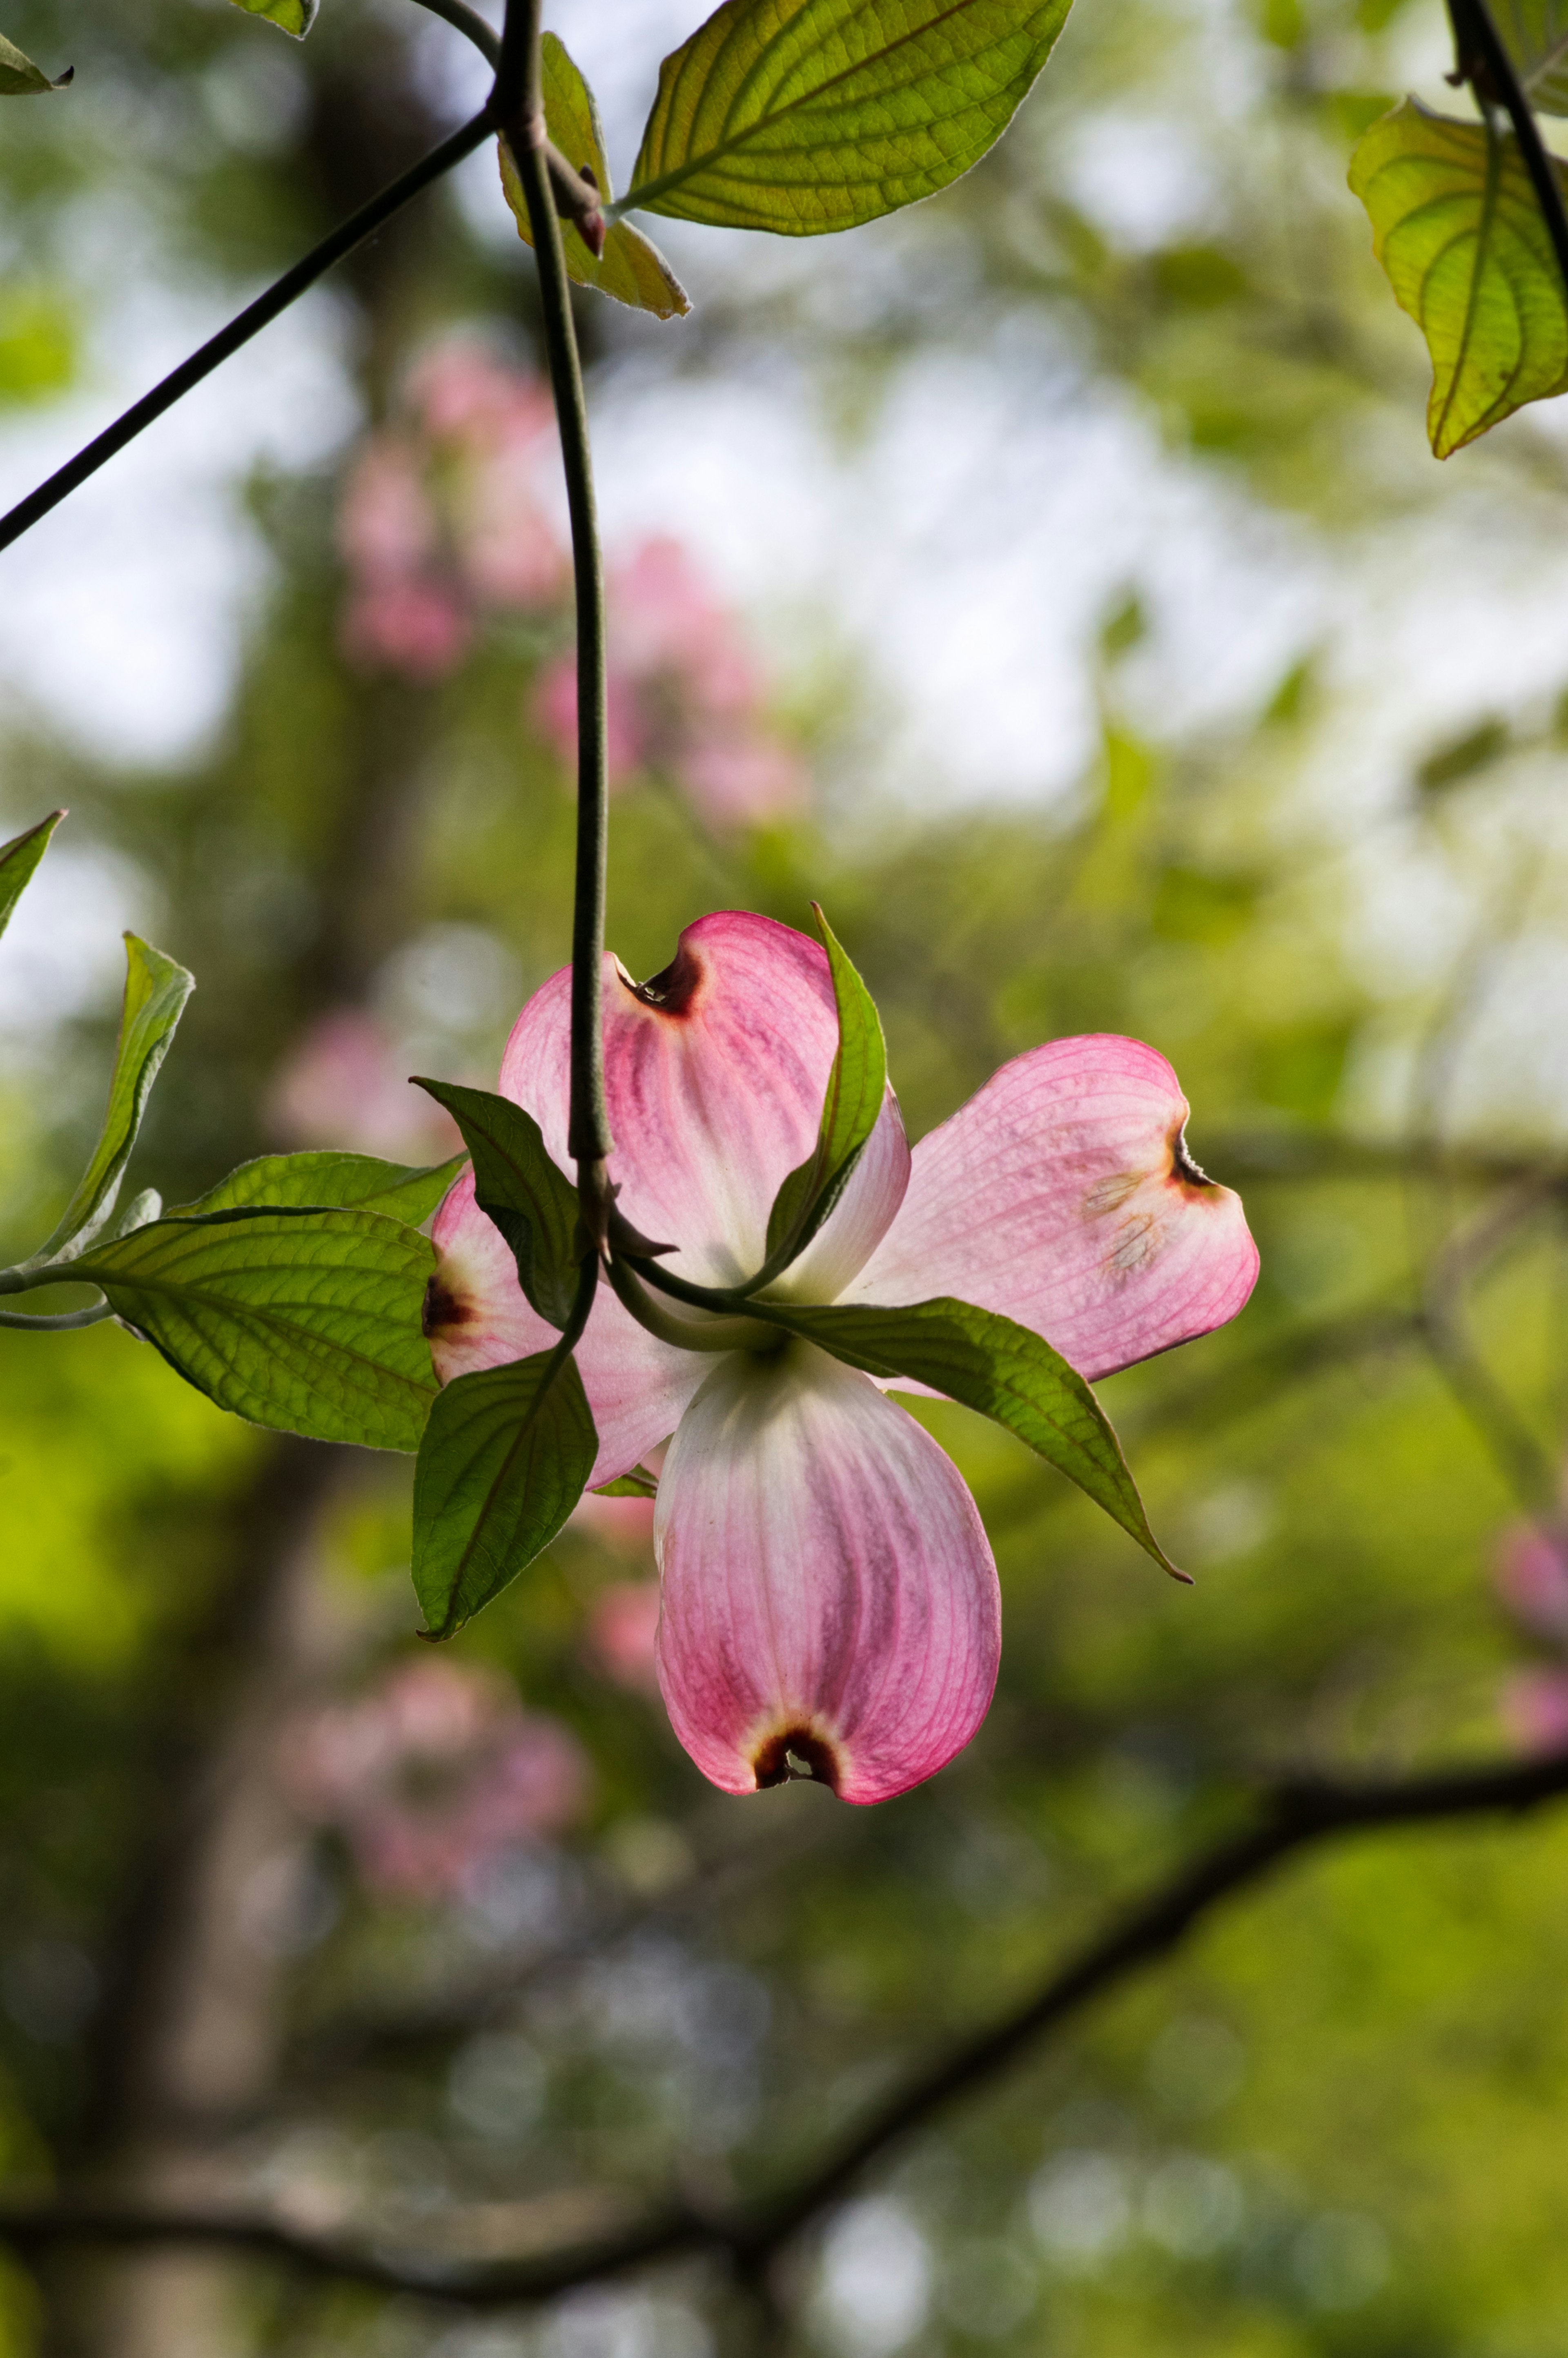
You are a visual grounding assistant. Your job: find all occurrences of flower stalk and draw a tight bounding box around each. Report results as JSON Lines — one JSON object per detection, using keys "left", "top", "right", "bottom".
{"left": 499, "top": 0, "right": 615, "bottom": 1249}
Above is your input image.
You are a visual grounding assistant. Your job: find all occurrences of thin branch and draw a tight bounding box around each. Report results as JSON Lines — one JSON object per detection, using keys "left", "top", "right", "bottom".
{"left": 408, "top": 0, "right": 501, "bottom": 68}
{"left": 0, "top": 109, "right": 497, "bottom": 557}
{"left": 498, "top": 0, "right": 615, "bottom": 1222}
{"left": 7, "top": 1747, "right": 1568, "bottom": 2305}
{"left": 1449, "top": 0, "right": 1568, "bottom": 301}
{"left": 0, "top": 1300, "right": 114, "bottom": 1331}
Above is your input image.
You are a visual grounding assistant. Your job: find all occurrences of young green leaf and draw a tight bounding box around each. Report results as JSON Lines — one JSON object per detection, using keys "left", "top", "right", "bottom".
{"left": 73, "top": 1208, "right": 437, "bottom": 1451}
{"left": 414, "top": 1080, "right": 582, "bottom": 1329}
{"left": 225, "top": 0, "right": 318, "bottom": 37}
{"left": 30, "top": 936, "right": 194, "bottom": 1267}
{"left": 766, "top": 1294, "right": 1186, "bottom": 1581}
{"left": 0, "top": 34, "right": 71, "bottom": 92}
{"left": 755, "top": 905, "right": 886, "bottom": 1286}
{"left": 593, "top": 1465, "right": 659, "bottom": 1497}
{"left": 1494, "top": 0, "right": 1568, "bottom": 114}
{"left": 175, "top": 1150, "right": 465, "bottom": 1226}
{"left": 0, "top": 809, "right": 62, "bottom": 941}
{"left": 619, "top": 0, "right": 1073, "bottom": 236}
{"left": 500, "top": 34, "right": 691, "bottom": 319}
{"left": 413, "top": 1349, "right": 598, "bottom": 1638}
{"left": 1349, "top": 100, "right": 1568, "bottom": 457}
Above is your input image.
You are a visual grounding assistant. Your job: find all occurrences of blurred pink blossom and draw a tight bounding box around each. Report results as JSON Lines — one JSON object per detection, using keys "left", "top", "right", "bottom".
{"left": 1501, "top": 1666, "right": 1568, "bottom": 1755}
{"left": 571, "top": 1492, "right": 657, "bottom": 1555}
{"left": 535, "top": 536, "right": 806, "bottom": 827}
{"left": 1493, "top": 1516, "right": 1568, "bottom": 1754}
{"left": 586, "top": 1582, "right": 662, "bottom": 1694}
{"left": 268, "top": 1008, "right": 461, "bottom": 1162}
{"left": 337, "top": 339, "right": 566, "bottom": 681}
{"left": 287, "top": 1658, "right": 588, "bottom": 1902}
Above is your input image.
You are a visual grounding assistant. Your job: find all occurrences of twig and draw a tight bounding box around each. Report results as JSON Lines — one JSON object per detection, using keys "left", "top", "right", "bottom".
{"left": 408, "top": 0, "right": 501, "bottom": 69}
{"left": 0, "top": 109, "right": 496, "bottom": 556}
{"left": 1448, "top": 0, "right": 1568, "bottom": 302}
{"left": 7, "top": 1747, "right": 1568, "bottom": 2304}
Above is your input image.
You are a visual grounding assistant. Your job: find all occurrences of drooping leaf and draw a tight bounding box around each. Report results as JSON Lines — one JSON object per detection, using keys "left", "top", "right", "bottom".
{"left": 620, "top": 0, "right": 1073, "bottom": 235}
{"left": 176, "top": 1150, "right": 465, "bottom": 1226}
{"left": 500, "top": 34, "right": 691, "bottom": 319}
{"left": 414, "top": 1080, "right": 581, "bottom": 1329}
{"left": 757, "top": 904, "right": 887, "bottom": 1283}
{"left": 1349, "top": 100, "right": 1568, "bottom": 456}
{"left": 766, "top": 1295, "right": 1186, "bottom": 1581}
{"left": 413, "top": 1349, "right": 597, "bottom": 1637}
{"left": 225, "top": 0, "right": 318, "bottom": 37}
{"left": 72, "top": 1209, "right": 437, "bottom": 1451}
{"left": 0, "top": 809, "right": 62, "bottom": 941}
{"left": 593, "top": 1465, "right": 659, "bottom": 1497}
{"left": 1494, "top": 0, "right": 1568, "bottom": 114}
{"left": 0, "top": 34, "right": 71, "bottom": 92}
{"left": 31, "top": 936, "right": 194, "bottom": 1266}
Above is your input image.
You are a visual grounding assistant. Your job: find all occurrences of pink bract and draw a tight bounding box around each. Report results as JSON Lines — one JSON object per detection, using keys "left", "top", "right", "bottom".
{"left": 427, "top": 911, "right": 1258, "bottom": 1805}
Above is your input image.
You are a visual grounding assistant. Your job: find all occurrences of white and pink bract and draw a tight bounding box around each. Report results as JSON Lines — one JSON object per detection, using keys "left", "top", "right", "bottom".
{"left": 426, "top": 911, "right": 1258, "bottom": 1806}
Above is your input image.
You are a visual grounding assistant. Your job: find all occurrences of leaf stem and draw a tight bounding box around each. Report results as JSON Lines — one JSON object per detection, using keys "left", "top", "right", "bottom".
{"left": 0, "top": 1300, "right": 113, "bottom": 1331}
{"left": 406, "top": 0, "right": 501, "bottom": 69}
{"left": 0, "top": 109, "right": 496, "bottom": 556}
{"left": 499, "top": 0, "right": 615, "bottom": 1237}
{"left": 1449, "top": 0, "right": 1568, "bottom": 299}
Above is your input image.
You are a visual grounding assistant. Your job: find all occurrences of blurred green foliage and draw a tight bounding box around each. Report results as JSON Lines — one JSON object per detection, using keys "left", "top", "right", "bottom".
{"left": 3, "top": 0, "right": 1568, "bottom": 2353}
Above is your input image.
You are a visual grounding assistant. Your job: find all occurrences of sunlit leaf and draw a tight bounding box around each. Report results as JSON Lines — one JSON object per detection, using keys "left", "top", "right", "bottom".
{"left": 766, "top": 1294, "right": 1186, "bottom": 1580}
{"left": 757, "top": 904, "right": 887, "bottom": 1284}
{"left": 501, "top": 34, "right": 691, "bottom": 319}
{"left": 1349, "top": 100, "right": 1568, "bottom": 456}
{"left": 74, "top": 1209, "right": 437, "bottom": 1451}
{"left": 31, "top": 936, "right": 194, "bottom": 1266}
{"left": 1495, "top": 0, "right": 1568, "bottom": 114}
{"left": 413, "top": 1349, "right": 597, "bottom": 1637}
{"left": 414, "top": 1080, "right": 582, "bottom": 1330}
{"left": 176, "top": 1149, "right": 465, "bottom": 1226}
{"left": 225, "top": 0, "right": 318, "bottom": 37}
{"left": 0, "top": 33, "right": 70, "bottom": 93}
{"left": 593, "top": 1465, "right": 658, "bottom": 1497}
{"left": 620, "top": 0, "right": 1073, "bottom": 235}
{"left": 0, "top": 809, "right": 61, "bottom": 943}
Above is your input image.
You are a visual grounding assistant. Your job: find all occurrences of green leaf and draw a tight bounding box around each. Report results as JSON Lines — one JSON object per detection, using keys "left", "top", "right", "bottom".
{"left": 758, "top": 904, "right": 886, "bottom": 1283}
{"left": 766, "top": 1295, "right": 1185, "bottom": 1581}
{"left": 1348, "top": 100, "right": 1568, "bottom": 457}
{"left": 413, "top": 1349, "right": 598, "bottom": 1637}
{"left": 619, "top": 0, "right": 1073, "bottom": 235}
{"left": 226, "top": 0, "right": 318, "bottom": 37}
{"left": 31, "top": 936, "right": 194, "bottom": 1267}
{"left": 500, "top": 35, "right": 691, "bottom": 319}
{"left": 0, "top": 33, "right": 71, "bottom": 92}
{"left": 175, "top": 1150, "right": 464, "bottom": 1226}
{"left": 0, "top": 809, "right": 62, "bottom": 941}
{"left": 1494, "top": 0, "right": 1568, "bottom": 114}
{"left": 413, "top": 1080, "right": 582, "bottom": 1330}
{"left": 73, "top": 1209, "right": 437, "bottom": 1451}
{"left": 593, "top": 1465, "right": 659, "bottom": 1497}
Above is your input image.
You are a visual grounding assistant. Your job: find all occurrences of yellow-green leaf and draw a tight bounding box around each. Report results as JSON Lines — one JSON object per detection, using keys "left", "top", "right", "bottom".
{"left": 621, "top": 0, "right": 1073, "bottom": 236}
{"left": 227, "top": 0, "right": 318, "bottom": 36}
{"left": 500, "top": 34, "right": 690, "bottom": 321}
{"left": 0, "top": 33, "right": 69, "bottom": 93}
{"left": 1349, "top": 100, "right": 1568, "bottom": 457}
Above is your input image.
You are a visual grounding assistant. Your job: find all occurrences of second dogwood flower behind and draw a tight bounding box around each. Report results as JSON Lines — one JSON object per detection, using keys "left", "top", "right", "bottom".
{"left": 424, "top": 912, "right": 1258, "bottom": 1804}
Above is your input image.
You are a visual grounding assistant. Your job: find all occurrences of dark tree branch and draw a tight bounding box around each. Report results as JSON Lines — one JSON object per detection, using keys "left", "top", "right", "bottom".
{"left": 7, "top": 1746, "right": 1568, "bottom": 2305}
{"left": 0, "top": 109, "right": 496, "bottom": 556}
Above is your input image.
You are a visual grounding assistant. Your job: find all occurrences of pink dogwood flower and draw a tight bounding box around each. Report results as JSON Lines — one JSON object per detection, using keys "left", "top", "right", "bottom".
{"left": 1494, "top": 1518, "right": 1568, "bottom": 1754}
{"left": 425, "top": 912, "right": 1257, "bottom": 1805}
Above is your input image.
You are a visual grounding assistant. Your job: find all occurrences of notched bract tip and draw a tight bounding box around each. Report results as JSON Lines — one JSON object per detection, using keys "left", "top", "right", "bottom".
{"left": 752, "top": 1726, "right": 843, "bottom": 1793}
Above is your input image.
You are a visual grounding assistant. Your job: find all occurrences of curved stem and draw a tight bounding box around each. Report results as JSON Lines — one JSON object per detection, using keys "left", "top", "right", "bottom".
{"left": 0, "top": 1300, "right": 114, "bottom": 1332}
{"left": 501, "top": 0, "right": 614, "bottom": 1235}
{"left": 406, "top": 0, "right": 501, "bottom": 69}
{"left": 0, "top": 110, "right": 496, "bottom": 557}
